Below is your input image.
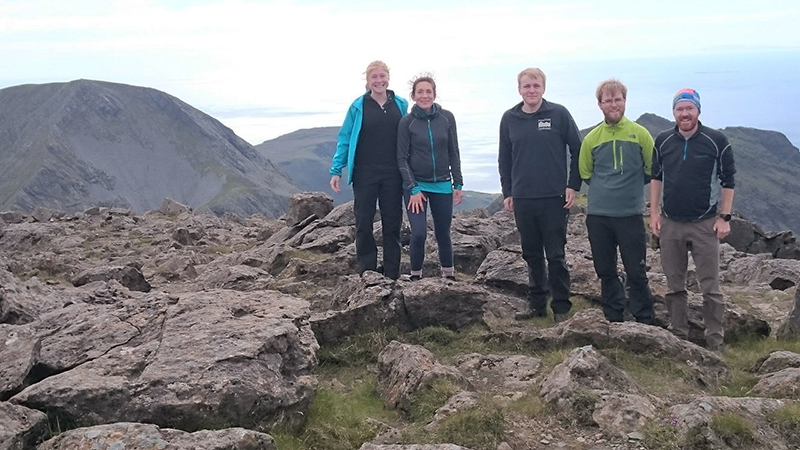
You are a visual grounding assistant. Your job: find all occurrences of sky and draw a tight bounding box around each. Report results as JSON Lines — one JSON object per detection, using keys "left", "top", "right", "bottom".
{"left": 2, "top": 0, "right": 800, "bottom": 192}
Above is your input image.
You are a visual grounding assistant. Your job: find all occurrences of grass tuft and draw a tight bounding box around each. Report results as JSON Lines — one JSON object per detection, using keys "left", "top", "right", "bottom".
{"left": 766, "top": 402, "right": 800, "bottom": 446}
{"left": 317, "top": 327, "right": 402, "bottom": 369}
{"left": 715, "top": 335, "right": 800, "bottom": 397}
{"left": 710, "top": 412, "right": 756, "bottom": 448}
{"left": 434, "top": 404, "right": 505, "bottom": 450}
{"left": 507, "top": 391, "right": 550, "bottom": 420}
{"left": 272, "top": 379, "right": 398, "bottom": 450}
{"left": 641, "top": 414, "right": 681, "bottom": 450}
{"left": 409, "top": 379, "right": 459, "bottom": 423}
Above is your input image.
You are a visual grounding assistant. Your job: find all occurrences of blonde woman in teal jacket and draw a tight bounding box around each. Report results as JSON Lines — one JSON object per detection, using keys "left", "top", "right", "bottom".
{"left": 329, "top": 61, "right": 409, "bottom": 280}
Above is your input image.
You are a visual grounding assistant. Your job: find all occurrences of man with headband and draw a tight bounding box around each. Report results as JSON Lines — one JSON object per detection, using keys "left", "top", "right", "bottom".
{"left": 650, "top": 88, "right": 736, "bottom": 353}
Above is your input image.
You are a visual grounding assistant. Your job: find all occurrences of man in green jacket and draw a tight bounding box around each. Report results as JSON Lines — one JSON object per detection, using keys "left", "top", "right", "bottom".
{"left": 578, "top": 79, "right": 654, "bottom": 323}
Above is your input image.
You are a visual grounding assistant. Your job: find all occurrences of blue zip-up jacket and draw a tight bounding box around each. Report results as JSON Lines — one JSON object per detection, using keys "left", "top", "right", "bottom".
{"left": 397, "top": 103, "right": 464, "bottom": 193}
{"left": 329, "top": 90, "right": 409, "bottom": 184}
{"left": 578, "top": 116, "right": 654, "bottom": 217}
{"left": 653, "top": 122, "right": 736, "bottom": 222}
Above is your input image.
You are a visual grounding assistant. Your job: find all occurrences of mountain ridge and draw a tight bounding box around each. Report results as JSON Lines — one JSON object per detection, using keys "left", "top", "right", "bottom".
{"left": 0, "top": 79, "right": 299, "bottom": 218}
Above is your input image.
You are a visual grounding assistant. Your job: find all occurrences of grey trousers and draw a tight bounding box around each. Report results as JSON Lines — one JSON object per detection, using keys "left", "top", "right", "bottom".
{"left": 660, "top": 216, "right": 725, "bottom": 348}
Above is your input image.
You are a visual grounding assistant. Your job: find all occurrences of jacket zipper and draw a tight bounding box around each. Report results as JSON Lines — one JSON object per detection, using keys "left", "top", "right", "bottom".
{"left": 427, "top": 119, "right": 437, "bottom": 182}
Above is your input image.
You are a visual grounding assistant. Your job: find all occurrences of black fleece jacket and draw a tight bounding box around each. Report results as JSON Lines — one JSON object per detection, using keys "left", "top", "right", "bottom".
{"left": 498, "top": 99, "right": 582, "bottom": 199}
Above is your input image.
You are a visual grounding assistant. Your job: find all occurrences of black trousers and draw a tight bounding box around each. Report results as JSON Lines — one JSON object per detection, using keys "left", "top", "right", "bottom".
{"left": 513, "top": 197, "right": 571, "bottom": 314}
{"left": 352, "top": 170, "right": 403, "bottom": 279}
{"left": 585, "top": 214, "right": 654, "bottom": 323}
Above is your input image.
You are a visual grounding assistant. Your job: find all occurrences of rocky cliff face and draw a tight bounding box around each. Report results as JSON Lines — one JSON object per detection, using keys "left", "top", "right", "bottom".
{"left": 0, "top": 80, "right": 299, "bottom": 218}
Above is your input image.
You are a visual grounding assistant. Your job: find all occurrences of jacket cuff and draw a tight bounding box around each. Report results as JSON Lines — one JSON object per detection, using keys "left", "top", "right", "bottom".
{"left": 453, "top": 184, "right": 462, "bottom": 190}
{"left": 410, "top": 186, "right": 421, "bottom": 195}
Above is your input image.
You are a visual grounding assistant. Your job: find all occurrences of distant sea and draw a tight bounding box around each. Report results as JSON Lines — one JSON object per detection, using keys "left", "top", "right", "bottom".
{"left": 217, "top": 50, "right": 800, "bottom": 194}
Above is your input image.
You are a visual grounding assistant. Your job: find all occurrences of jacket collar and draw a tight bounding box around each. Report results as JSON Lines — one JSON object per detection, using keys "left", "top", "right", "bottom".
{"left": 601, "top": 115, "right": 630, "bottom": 129}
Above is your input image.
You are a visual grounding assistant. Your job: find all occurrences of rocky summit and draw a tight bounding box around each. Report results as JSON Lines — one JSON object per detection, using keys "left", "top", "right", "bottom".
{"left": 1, "top": 193, "right": 800, "bottom": 450}
{"left": 0, "top": 80, "right": 299, "bottom": 218}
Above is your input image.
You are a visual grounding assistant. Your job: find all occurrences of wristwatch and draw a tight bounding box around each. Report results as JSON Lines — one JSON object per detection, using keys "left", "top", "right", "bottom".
{"left": 718, "top": 213, "right": 732, "bottom": 222}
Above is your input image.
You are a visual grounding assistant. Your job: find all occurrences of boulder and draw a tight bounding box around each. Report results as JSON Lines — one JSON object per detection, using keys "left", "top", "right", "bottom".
{"left": 319, "top": 201, "right": 356, "bottom": 227}
{"left": 376, "top": 341, "right": 472, "bottom": 414}
{"left": 71, "top": 265, "right": 151, "bottom": 292}
{"left": 285, "top": 192, "right": 334, "bottom": 227}
{"left": 401, "top": 279, "right": 488, "bottom": 330}
{"left": 564, "top": 239, "right": 602, "bottom": 301}
{"left": 194, "top": 264, "right": 272, "bottom": 291}
{"left": 753, "top": 351, "right": 800, "bottom": 375}
{"left": 777, "top": 285, "right": 800, "bottom": 340}
{"left": 723, "top": 217, "right": 759, "bottom": 252}
{"left": 11, "top": 290, "right": 318, "bottom": 433}
{"left": 427, "top": 391, "right": 480, "bottom": 430}
{"left": 296, "top": 225, "right": 355, "bottom": 253}
{"left": 37, "top": 422, "right": 276, "bottom": 450}
{"left": 31, "top": 207, "right": 63, "bottom": 223}
{"left": 0, "top": 325, "right": 39, "bottom": 400}
{"left": 539, "top": 345, "right": 655, "bottom": 437}
{"left": 310, "top": 273, "right": 410, "bottom": 345}
{"left": 475, "top": 247, "right": 528, "bottom": 296}
{"left": 454, "top": 353, "right": 541, "bottom": 393}
{"left": 29, "top": 293, "right": 171, "bottom": 375}
{"left": 452, "top": 210, "right": 518, "bottom": 246}
{"left": 157, "top": 197, "right": 192, "bottom": 216}
{"left": 669, "top": 396, "right": 792, "bottom": 447}
{"left": 550, "top": 309, "right": 730, "bottom": 386}
{"left": 0, "top": 269, "right": 77, "bottom": 325}
{"left": 0, "top": 222, "right": 66, "bottom": 253}
{"left": 725, "top": 254, "right": 800, "bottom": 288}
{"left": 649, "top": 292, "right": 770, "bottom": 346}
{"left": 749, "top": 368, "right": 800, "bottom": 399}
{"left": 0, "top": 211, "right": 25, "bottom": 224}
{"left": 476, "top": 240, "right": 600, "bottom": 301}
{"left": 0, "top": 401, "right": 48, "bottom": 450}
{"left": 171, "top": 227, "right": 194, "bottom": 245}
{"left": 150, "top": 255, "right": 199, "bottom": 282}
{"left": 451, "top": 233, "right": 497, "bottom": 275}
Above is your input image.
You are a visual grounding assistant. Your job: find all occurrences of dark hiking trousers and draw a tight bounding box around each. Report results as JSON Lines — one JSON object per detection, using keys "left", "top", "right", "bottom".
{"left": 586, "top": 214, "right": 654, "bottom": 323}
{"left": 352, "top": 170, "right": 403, "bottom": 279}
{"left": 513, "top": 197, "right": 571, "bottom": 315}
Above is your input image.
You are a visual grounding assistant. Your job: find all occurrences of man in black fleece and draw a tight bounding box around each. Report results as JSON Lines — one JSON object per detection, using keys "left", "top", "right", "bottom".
{"left": 498, "top": 67, "right": 583, "bottom": 322}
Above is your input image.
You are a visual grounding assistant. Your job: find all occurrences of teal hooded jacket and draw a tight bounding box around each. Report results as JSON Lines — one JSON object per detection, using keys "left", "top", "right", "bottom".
{"left": 329, "top": 91, "right": 409, "bottom": 184}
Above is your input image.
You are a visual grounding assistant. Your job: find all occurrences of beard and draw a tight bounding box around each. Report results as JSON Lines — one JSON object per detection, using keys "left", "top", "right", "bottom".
{"left": 677, "top": 116, "right": 698, "bottom": 132}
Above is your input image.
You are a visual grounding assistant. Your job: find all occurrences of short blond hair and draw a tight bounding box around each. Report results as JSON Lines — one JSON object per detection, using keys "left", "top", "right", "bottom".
{"left": 595, "top": 79, "right": 627, "bottom": 102}
{"left": 517, "top": 68, "right": 546, "bottom": 89}
{"left": 364, "top": 60, "right": 390, "bottom": 90}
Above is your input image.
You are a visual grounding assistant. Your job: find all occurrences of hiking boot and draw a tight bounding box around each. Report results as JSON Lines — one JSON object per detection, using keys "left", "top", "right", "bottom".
{"left": 554, "top": 313, "right": 569, "bottom": 324}
{"left": 444, "top": 275, "right": 456, "bottom": 281}
{"left": 410, "top": 275, "right": 422, "bottom": 281}
{"left": 514, "top": 309, "right": 547, "bottom": 321}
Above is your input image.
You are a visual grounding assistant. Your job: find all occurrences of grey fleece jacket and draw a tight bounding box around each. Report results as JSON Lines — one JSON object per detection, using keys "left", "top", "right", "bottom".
{"left": 397, "top": 103, "right": 463, "bottom": 192}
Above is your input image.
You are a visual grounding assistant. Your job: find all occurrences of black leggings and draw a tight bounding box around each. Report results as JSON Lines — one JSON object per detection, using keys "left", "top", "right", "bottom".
{"left": 404, "top": 191, "right": 453, "bottom": 272}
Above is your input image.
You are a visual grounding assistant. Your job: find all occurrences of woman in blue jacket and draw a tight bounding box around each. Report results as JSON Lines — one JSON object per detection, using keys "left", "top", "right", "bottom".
{"left": 329, "top": 61, "right": 408, "bottom": 280}
{"left": 397, "top": 75, "right": 463, "bottom": 280}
